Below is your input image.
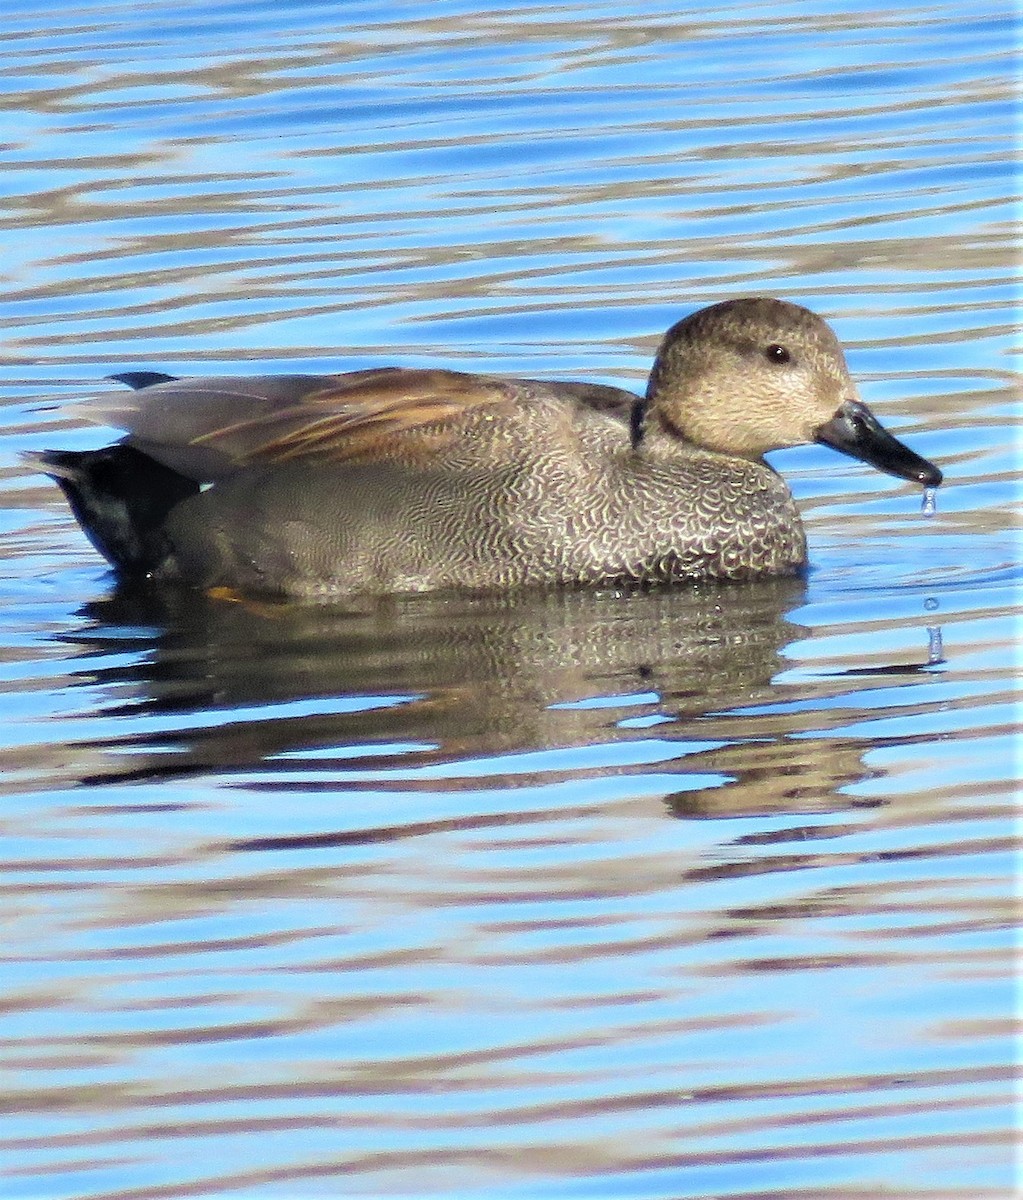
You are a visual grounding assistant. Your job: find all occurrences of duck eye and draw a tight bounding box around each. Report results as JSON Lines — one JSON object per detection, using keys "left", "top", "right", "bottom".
{"left": 765, "top": 343, "right": 791, "bottom": 365}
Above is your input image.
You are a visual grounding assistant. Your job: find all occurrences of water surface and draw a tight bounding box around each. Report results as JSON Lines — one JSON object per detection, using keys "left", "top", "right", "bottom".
{"left": 0, "top": 2, "right": 1018, "bottom": 1197}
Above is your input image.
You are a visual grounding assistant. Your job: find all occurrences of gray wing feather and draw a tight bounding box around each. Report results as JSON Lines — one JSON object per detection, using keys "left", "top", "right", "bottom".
{"left": 86, "top": 375, "right": 334, "bottom": 481}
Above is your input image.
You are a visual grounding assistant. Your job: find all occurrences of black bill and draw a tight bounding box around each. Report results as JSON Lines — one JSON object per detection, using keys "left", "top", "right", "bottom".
{"left": 814, "top": 399, "right": 942, "bottom": 488}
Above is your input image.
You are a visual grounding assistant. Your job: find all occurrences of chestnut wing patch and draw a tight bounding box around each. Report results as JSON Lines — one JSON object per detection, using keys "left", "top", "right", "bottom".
{"left": 203, "top": 368, "right": 515, "bottom": 465}
{"left": 94, "top": 368, "right": 517, "bottom": 480}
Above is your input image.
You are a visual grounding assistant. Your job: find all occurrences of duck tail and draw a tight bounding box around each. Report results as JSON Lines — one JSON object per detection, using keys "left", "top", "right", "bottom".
{"left": 27, "top": 445, "right": 199, "bottom": 576}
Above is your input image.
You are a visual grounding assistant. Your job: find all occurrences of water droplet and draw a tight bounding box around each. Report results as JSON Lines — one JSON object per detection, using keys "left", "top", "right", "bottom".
{"left": 921, "top": 485, "right": 937, "bottom": 517}
{"left": 924, "top": 597, "right": 938, "bottom": 612}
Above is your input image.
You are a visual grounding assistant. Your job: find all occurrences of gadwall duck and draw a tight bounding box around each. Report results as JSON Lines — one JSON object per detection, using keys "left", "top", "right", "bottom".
{"left": 34, "top": 298, "right": 941, "bottom": 598}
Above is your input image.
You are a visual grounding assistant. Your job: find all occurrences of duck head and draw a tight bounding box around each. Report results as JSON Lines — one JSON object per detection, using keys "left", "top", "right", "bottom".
{"left": 640, "top": 297, "right": 942, "bottom": 488}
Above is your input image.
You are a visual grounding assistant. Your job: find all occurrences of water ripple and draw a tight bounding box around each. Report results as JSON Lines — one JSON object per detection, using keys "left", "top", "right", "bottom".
{"left": 0, "top": 1, "right": 1017, "bottom": 1196}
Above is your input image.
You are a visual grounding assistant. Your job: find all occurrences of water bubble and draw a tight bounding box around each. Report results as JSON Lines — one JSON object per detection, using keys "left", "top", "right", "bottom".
{"left": 924, "top": 597, "right": 939, "bottom": 612}
{"left": 921, "top": 485, "right": 937, "bottom": 517}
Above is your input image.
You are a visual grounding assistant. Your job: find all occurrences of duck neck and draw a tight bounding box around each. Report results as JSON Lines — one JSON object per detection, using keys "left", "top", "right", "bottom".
{"left": 631, "top": 391, "right": 692, "bottom": 459}
{"left": 629, "top": 396, "right": 649, "bottom": 450}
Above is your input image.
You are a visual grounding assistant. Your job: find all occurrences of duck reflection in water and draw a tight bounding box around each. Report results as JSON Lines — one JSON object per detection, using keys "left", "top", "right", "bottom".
{"left": 55, "top": 579, "right": 943, "bottom": 834}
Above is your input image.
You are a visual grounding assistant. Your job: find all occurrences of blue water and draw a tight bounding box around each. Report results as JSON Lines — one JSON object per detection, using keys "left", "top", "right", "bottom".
{"left": 0, "top": 2, "right": 1019, "bottom": 1197}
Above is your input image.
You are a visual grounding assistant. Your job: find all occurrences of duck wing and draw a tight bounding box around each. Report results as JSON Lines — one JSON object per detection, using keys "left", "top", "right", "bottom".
{"left": 87, "top": 368, "right": 520, "bottom": 482}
